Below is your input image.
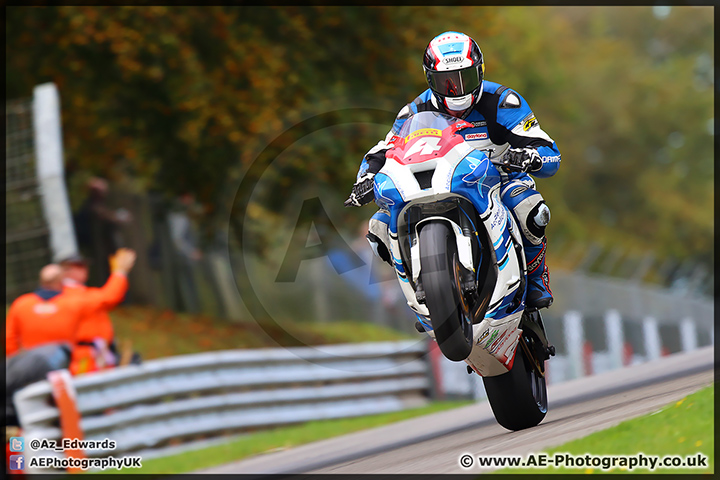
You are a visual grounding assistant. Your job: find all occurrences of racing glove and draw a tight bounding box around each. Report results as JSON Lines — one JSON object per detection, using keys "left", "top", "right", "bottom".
{"left": 344, "top": 173, "right": 375, "bottom": 207}
{"left": 501, "top": 147, "right": 543, "bottom": 173}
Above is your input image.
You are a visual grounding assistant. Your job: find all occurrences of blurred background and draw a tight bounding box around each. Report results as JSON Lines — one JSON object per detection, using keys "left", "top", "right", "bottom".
{"left": 6, "top": 5, "right": 713, "bottom": 361}
{"left": 5, "top": 5, "right": 714, "bottom": 468}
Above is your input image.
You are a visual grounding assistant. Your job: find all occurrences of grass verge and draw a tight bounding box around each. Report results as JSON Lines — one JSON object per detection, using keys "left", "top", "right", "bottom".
{"left": 111, "top": 306, "right": 415, "bottom": 360}
{"left": 100, "top": 400, "right": 470, "bottom": 474}
{"left": 496, "top": 383, "right": 714, "bottom": 474}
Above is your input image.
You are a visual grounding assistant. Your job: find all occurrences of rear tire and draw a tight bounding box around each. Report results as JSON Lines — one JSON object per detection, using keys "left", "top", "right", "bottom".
{"left": 482, "top": 337, "right": 548, "bottom": 431}
{"left": 419, "top": 221, "right": 473, "bottom": 362}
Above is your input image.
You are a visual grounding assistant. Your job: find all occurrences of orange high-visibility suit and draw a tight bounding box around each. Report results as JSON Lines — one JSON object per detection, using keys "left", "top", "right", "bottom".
{"left": 62, "top": 273, "right": 129, "bottom": 374}
{"left": 6, "top": 291, "right": 84, "bottom": 356}
{"left": 63, "top": 273, "right": 128, "bottom": 343}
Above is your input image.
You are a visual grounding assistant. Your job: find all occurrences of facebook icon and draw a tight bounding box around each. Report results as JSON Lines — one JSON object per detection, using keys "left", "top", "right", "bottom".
{"left": 9, "top": 455, "right": 24, "bottom": 470}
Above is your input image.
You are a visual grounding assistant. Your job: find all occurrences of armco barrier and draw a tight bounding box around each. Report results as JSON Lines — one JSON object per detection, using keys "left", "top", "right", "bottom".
{"left": 14, "top": 340, "right": 430, "bottom": 472}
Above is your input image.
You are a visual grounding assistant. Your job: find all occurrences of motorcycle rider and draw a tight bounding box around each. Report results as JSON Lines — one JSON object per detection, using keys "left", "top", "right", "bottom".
{"left": 344, "top": 31, "right": 561, "bottom": 309}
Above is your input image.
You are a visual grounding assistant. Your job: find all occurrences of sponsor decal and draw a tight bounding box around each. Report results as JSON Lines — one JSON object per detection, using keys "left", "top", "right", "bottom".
{"left": 489, "top": 330, "right": 510, "bottom": 354}
{"left": 476, "top": 329, "right": 490, "bottom": 345}
{"left": 484, "top": 329, "right": 499, "bottom": 348}
{"left": 489, "top": 206, "right": 506, "bottom": 231}
{"left": 471, "top": 121, "right": 487, "bottom": 127}
{"left": 442, "top": 55, "right": 464, "bottom": 64}
{"left": 404, "top": 128, "right": 442, "bottom": 141}
{"left": 542, "top": 155, "right": 561, "bottom": 163}
{"left": 522, "top": 114, "right": 538, "bottom": 132}
{"left": 464, "top": 132, "right": 488, "bottom": 140}
{"left": 498, "top": 330, "right": 520, "bottom": 358}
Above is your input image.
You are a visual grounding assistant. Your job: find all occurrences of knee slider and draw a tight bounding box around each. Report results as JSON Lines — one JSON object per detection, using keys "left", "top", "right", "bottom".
{"left": 528, "top": 202, "right": 550, "bottom": 239}
{"left": 501, "top": 183, "right": 547, "bottom": 246}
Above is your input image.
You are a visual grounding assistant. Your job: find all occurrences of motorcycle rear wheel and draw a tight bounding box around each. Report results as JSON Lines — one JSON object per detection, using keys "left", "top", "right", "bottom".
{"left": 482, "top": 334, "right": 548, "bottom": 431}
{"left": 419, "top": 221, "right": 474, "bottom": 362}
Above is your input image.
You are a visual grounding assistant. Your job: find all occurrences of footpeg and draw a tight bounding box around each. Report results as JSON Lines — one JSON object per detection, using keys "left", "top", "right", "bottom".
{"left": 546, "top": 344, "right": 556, "bottom": 357}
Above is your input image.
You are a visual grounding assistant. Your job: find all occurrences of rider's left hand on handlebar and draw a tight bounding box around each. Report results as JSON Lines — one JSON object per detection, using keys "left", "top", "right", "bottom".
{"left": 344, "top": 173, "right": 375, "bottom": 207}
{"left": 501, "top": 147, "right": 543, "bottom": 173}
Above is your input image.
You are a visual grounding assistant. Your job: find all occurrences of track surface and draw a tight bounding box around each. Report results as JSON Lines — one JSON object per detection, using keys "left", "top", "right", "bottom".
{"left": 200, "top": 346, "right": 714, "bottom": 475}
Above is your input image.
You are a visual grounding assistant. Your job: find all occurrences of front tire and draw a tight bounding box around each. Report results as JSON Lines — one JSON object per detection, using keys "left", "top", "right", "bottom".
{"left": 482, "top": 336, "right": 548, "bottom": 431}
{"left": 419, "top": 221, "right": 473, "bottom": 362}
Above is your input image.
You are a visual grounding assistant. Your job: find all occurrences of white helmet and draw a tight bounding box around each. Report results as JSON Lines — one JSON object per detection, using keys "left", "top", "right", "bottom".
{"left": 423, "top": 31, "right": 485, "bottom": 117}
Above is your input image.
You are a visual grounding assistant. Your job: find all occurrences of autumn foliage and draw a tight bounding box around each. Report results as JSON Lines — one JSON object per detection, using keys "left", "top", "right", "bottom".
{"left": 6, "top": 6, "right": 714, "bottom": 267}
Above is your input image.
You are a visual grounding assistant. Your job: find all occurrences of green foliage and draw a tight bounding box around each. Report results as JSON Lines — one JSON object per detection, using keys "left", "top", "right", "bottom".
{"left": 6, "top": 6, "right": 713, "bottom": 266}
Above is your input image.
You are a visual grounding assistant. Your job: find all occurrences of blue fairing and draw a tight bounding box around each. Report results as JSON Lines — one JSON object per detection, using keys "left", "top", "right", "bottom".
{"left": 373, "top": 173, "right": 403, "bottom": 235}
{"left": 449, "top": 149, "right": 500, "bottom": 213}
{"left": 377, "top": 147, "right": 525, "bottom": 320}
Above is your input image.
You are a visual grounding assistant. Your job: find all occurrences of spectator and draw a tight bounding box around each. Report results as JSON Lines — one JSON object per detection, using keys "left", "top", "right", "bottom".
{"left": 6, "top": 264, "right": 82, "bottom": 356}
{"left": 73, "top": 177, "right": 133, "bottom": 286}
{"left": 167, "top": 193, "right": 203, "bottom": 313}
{"left": 6, "top": 264, "right": 84, "bottom": 427}
{"left": 59, "top": 248, "right": 137, "bottom": 374}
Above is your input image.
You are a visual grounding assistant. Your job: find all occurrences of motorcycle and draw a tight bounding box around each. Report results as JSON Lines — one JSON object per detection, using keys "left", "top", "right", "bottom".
{"left": 374, "top": 111, "right": 555, "bottom": 431}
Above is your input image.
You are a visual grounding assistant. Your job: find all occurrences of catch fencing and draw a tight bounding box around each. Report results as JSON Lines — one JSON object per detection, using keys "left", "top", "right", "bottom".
{"left": 6, "top": 93, "right": 50, "bottom": 300}
{"left": 14, "top": 341, "right": 430, "bottom": 472}
{"left": 434, "top": 269, "right": 714, "bottom": 400}
{"left": 6, "top": 83, "right": 78, "bottom": 302}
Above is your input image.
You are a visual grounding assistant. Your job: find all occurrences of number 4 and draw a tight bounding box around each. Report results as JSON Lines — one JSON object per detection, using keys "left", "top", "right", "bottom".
{"left": 405, "top": 137, "right": 441, "bottom": 158}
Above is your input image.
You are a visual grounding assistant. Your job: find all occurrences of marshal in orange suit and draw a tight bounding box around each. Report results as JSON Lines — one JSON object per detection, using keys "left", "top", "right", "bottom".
{"left": 6, "top": 265, "right": 83, "bottom": 356}
{"left": 59, "top": 248, "right": 137, "bottom": 374}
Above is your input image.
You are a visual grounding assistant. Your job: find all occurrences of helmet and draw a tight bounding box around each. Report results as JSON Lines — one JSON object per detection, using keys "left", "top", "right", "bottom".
{"left": 423, "top": 32, "right": 484, "bottom": 115}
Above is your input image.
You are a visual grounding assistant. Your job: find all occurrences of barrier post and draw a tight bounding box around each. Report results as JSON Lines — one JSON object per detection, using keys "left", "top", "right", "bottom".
{"left": 679, "top": 318, "right": 698, "bottom": 352}
{"left": 642, "top": 317, "right": 662, "bottom": 361}
{"left": 604, "top": 309, "right": 624, "bottom": 370}
{"left": 563, "top": 311, "right": 584, "bottom": 379}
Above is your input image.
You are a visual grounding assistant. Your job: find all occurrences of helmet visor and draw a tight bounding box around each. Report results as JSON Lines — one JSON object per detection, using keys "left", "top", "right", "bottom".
{"left": 426, "top": 64, "right": 483, "bottom": 98}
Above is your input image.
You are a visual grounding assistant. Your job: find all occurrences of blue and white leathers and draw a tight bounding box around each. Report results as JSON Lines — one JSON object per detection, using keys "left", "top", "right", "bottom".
{"left": 362, "top": 80, "right": 560, "bottom": 308}
{"left": 360, "top": 81, "right": 561, "bottom": 180}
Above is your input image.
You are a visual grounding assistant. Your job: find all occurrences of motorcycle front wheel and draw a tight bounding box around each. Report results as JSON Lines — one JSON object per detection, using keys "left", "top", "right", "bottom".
{"left": 419, "top": 221, "right": 473, "bottom": 362}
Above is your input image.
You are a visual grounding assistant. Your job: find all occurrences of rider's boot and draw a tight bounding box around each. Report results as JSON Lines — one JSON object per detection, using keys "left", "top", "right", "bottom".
{"left": 524, "top": 238, "right": 553, "bottom": 309}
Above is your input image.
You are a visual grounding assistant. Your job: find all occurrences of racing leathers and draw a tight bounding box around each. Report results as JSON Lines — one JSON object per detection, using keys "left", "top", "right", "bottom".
{"left": 355, "top": 81, "right": 561, "bottom": 309}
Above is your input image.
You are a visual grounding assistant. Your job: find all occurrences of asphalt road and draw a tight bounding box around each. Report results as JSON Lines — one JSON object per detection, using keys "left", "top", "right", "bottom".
{"left": 199, "top": 346, "right": 714, "bottom": 475}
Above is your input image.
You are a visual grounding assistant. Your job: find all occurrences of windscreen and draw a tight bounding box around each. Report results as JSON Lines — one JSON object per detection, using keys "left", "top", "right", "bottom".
{"left": 397, "top": 111, "right": 461, "bottom": 138}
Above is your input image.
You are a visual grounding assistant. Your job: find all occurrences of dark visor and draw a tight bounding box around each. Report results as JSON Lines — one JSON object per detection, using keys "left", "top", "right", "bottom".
{"left": 426, "top": 64, "right": 483, "bottom": 98}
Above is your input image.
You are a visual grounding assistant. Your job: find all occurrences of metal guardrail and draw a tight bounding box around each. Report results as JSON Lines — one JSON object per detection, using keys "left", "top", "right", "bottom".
{"left": 551, "top": 270, "right": 713, "bottom": 330}
{"left": 433, "top": 270, "right": 713, "bottom": 400}
{"left": 14, "top": 340, "right": 431, "bottom": 471}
